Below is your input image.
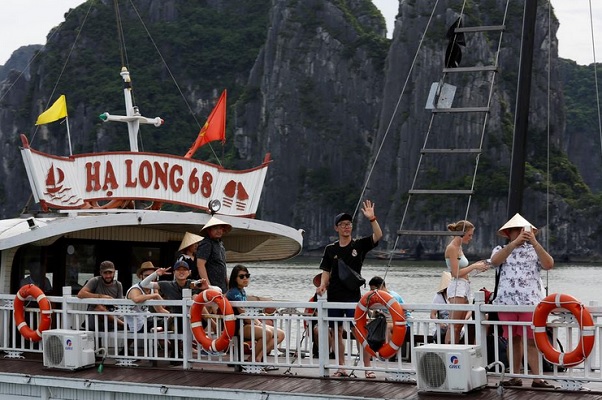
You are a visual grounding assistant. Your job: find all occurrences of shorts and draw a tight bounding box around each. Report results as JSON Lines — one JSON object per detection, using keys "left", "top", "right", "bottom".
{"left": 447, "top": 278, "right": 471, "bottom": 300}
{"left": 327, "top": 307, "right": 355, "bottom": 329}
{"left": 497, "top": 311, "right": 534, "bottom": 339}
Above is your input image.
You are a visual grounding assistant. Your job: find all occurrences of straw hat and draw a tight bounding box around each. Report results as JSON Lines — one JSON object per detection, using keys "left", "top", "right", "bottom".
{"left": 136, "top": 261, "right": 155, "bottom": 276}
{"left": 497, "top": 213, "right": 538, "bottom": 239}
{"left": 178, "top": 232, "right": 203, "bottom": 251}
{"left": 437, "top": 271, "right": 452, "bottom": 293}
{"left": 200, "top": 216, "right": 232, "bottom": 236}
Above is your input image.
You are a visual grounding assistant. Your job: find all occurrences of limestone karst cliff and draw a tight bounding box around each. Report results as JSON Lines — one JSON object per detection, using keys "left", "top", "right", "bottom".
{"left": 0, "top": 0, "right": 600, "bottom": 260}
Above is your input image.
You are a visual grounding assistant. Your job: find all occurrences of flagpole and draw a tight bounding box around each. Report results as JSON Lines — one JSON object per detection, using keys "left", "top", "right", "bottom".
{"left": 65, "top": 116, "right": 73, "bottom": 156}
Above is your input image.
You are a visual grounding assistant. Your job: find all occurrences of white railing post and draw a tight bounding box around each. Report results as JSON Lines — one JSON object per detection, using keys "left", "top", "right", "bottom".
{"left": 588, "top": 300, "right": 599, "bottom": 372}
{"left": 61, "top": 286, "right": 72, "bottom": 330}
{"left": 473, "top": 291, "right": 486, "bottom": 352}
{"left": 183, "top": 288, "right": 192, "bottom": 369}
{"left": 317, "top": 294, "right": 329, "bottom": 377}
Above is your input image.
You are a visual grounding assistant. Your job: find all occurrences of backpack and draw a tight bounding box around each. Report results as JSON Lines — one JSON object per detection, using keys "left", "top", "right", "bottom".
{"left": 366, "top": 311, "right": 387, "bottom": 352}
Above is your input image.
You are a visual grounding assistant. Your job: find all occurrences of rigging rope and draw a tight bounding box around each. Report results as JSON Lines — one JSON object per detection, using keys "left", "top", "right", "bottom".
{"left": 25, "top": 3, "right": 93, "bottom": 147}
{"left": 125, "top": 0, "right": 223, "bottom": 165}
{"left": 545, "top": 0, "right": 551, "bottom": 295}
{"left": 351, "top": 0, "right": 442, "bottom": 226}
{"left": 588, "top": 0, "right": 602, "bottom": 174}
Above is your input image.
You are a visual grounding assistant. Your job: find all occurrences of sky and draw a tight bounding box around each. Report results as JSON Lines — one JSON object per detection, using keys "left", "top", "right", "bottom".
{"left": 1, "top": 1, "right": 602, "bottom": 66}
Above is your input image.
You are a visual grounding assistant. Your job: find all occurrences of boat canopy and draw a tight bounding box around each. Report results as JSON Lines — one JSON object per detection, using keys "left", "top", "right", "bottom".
{"left": 0, "top": 210, "right": 303, "bottom": 262}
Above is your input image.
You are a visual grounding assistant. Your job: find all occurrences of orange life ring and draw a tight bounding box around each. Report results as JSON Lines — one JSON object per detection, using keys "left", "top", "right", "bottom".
{"left": 354, "top": 290, "right": 406, "bottom": 359}
{"left": 14, "top": 284, "right": 52, "bottom": 342}
{"left": 533, "top": 293, "right": 595, "bottom": 367}
{"left": 190, "top": 289, "right": 236, "bottom": 353}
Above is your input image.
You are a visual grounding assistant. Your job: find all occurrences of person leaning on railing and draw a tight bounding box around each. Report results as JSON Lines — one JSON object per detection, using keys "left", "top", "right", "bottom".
{"left": 125, "top": 261, "right": 170, "bottom": 333}
{"left": 226, "top": 264, "right": 284, "bottom": 368}
{"left": 77, "top": 260, "right": 125, "bottom": 329}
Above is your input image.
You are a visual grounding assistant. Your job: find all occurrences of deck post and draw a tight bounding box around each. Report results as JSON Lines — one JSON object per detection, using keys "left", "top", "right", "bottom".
{"left": 473, "top": 291, "right": 486, "bottom": 352}
{"left": 183, "top": 288, "right": 192, "bottom": 369}
{"left": 61, "top": 286, "right": 73, "bottom": 329}
{"left": 316, "top": 295, "right": 329, "bottom": 377}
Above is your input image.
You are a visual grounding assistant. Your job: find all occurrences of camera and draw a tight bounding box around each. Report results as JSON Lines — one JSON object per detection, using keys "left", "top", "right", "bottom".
{"left": 524, "top": 225, "right": 531, "bottom": 232}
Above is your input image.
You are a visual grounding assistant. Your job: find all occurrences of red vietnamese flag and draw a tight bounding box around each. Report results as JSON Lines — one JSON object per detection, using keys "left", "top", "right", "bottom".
{"left": 185, "top": 90, "right": 227, "bottom": 158}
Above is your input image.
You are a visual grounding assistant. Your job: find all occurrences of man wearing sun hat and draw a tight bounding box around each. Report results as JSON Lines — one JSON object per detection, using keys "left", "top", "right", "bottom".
{"left": 125, "top": 261, "right": 170, "bottom": 333}
{"left": 196, "top": 216, "right": 232, "bottom": 293}
{"left": 489, "top": 213, "right": 555, "bottom": 389}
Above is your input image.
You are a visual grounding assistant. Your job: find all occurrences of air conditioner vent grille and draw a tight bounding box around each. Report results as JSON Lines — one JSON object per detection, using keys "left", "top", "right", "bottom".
{"left": 44, "top": 334, "right": 64, "bottom": 366}
{"left": 418, "top": 351, "right": 447, "bottom": 387}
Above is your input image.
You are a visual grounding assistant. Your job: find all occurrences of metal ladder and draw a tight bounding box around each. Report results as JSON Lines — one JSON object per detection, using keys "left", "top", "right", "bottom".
{"left": 396, "top": 13, "right": 509, "bottom": 240}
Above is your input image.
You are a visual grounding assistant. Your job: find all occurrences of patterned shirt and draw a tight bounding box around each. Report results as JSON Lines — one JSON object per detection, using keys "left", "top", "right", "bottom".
{"left": 491, "top": 243, "right": 545, "bottom": 306}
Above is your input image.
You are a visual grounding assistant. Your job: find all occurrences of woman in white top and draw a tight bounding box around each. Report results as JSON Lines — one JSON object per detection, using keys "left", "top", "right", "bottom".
{"left": 444, "top": 220, "right": 489, "bottom": 344}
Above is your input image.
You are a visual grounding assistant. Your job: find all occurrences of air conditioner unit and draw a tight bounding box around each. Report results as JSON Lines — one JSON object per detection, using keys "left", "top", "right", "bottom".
{"left": 42, "top": 329, "right": 95, "bottom": 370}
{"left": 415, "top": 344, "right": 487, "bottom": 393}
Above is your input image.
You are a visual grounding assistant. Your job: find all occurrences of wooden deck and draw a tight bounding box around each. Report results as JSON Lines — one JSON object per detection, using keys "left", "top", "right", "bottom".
{"left": 1, "top": 354, "right": 601, "bottom": 399}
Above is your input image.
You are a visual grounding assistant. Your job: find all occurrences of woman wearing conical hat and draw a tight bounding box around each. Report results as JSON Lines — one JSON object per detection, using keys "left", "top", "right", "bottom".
{"left": 490, "top": 213, "right": 555, "bottom": 389}
{"left": 196, "top": 216, "right": 232, "bottom": 293}
{"left": 176, "top": 232, "right": 203, "bottom": 280}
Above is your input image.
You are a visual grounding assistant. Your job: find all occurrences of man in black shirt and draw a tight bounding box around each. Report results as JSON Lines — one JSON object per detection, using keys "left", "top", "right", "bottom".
{"left": 316, "top": 200, "right": 382, "bottom": 378}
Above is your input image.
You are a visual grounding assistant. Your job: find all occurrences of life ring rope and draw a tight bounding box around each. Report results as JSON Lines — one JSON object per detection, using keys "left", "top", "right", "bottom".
{"left": 190, "top": 289, "right": 236, "bottom": 353}
{"left": 533, "top": 293, "right": 594, "bottom": 367}
{"left": 14, "top": 284, "right": 52, "bottom": 342}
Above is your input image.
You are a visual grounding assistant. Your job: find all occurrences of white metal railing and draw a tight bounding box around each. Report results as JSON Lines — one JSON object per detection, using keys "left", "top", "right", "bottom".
{"left": 0, "top": 287, "right": 601, "bottom": 389}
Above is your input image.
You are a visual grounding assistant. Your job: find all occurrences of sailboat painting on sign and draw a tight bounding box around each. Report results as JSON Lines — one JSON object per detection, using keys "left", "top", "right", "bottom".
{"left": 425, "top": 82, "right": 456, "bottom": 109}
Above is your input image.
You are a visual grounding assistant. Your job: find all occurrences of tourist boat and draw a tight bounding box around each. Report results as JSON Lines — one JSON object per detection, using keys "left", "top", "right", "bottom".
{"left": 1, "top": 1, "right": 601, "bottom": 399}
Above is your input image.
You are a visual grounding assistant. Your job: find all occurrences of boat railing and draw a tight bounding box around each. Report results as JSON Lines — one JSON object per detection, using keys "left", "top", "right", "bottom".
{"left": 0, "top": 288, "right": 601, "bottom": 388}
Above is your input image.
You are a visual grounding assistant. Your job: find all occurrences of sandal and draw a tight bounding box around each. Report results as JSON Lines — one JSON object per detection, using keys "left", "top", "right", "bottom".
{"left": 500, "top": 378, "right": 522, "bottom": 387}
{"left": 333, "top": 370, "right": 349, "bottom": 378}
{"left": 531, "top": 380, "right": 555, "bottom": 389}
{"left": 365, "top": 371, "right": 376, "bottom": 379}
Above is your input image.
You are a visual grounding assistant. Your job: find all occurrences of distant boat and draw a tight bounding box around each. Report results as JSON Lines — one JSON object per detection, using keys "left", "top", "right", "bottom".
{"left": 372, "top": 249, "right": 411, "bottom": 260}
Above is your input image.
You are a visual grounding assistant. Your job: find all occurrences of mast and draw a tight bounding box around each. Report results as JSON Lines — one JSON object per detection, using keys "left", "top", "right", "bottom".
{"left": 507, "top": 0, "right": 538, "bottom": 218}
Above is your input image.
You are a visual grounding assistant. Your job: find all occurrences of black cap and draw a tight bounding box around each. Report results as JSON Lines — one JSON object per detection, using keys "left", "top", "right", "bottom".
{"left": 334, "top": 213, "right": 352, "bottom": 226}
{"left": 173, "top": 260, "right": 190, "bottom": 270}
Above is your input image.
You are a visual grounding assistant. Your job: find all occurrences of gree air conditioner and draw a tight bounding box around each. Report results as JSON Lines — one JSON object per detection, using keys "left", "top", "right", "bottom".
{"left": 42, "top": 329, "right": 95, "bottom": 370}
{"left": 415, "top": 344, "right": 487, "bottom": 393}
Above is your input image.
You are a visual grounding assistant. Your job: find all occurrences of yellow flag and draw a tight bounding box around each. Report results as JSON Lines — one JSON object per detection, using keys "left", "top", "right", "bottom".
{"left": 35, "top": 95, "right": 68, "bottom": 125}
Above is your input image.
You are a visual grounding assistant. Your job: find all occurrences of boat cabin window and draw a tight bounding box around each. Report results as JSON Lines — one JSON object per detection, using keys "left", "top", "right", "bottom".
{"left": 65, "top": 244, "right": 96, "bottom": 292}
{"left": 10, "top": 241, "right": 177, "bottom": 295}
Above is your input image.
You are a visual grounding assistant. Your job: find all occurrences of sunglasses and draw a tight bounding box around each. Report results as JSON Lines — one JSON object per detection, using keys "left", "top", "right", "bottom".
{"left": 238, "top": 273, "right": 251, "bottom": 279}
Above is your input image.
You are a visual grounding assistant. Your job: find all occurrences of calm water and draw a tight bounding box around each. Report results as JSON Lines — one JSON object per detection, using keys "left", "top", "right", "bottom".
{"left": 240, "top": 256, "right": 602, "bottom": 306}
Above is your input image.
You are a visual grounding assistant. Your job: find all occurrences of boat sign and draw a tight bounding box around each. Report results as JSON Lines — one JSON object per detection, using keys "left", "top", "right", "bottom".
{"left": 20, "top": 137, "right": 269, "bottom": 216}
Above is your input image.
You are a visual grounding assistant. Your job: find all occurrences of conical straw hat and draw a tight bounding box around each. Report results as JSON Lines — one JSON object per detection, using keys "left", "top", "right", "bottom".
{"left": 497, "top": 213, "right": 538, "bottom": 238}
{"left": 178, "top": 232, "right": 203, "bottom": 251}
{"left": 200, "top": 216, "right": 232, "bottom": 236}
{"left": 437, "top": 271, "right": 452, "bottom": 293}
